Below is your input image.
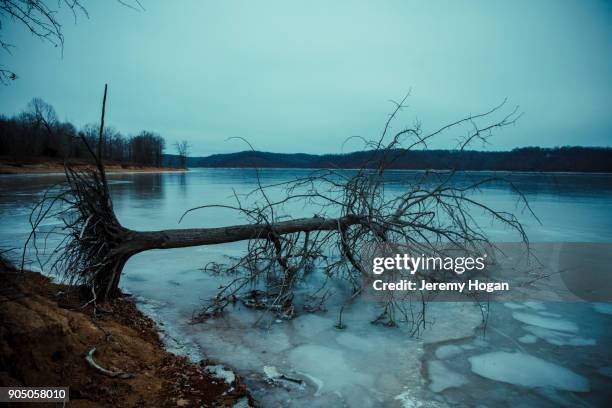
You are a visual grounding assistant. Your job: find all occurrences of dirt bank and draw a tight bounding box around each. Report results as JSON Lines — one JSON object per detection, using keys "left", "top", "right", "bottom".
{"left": 0, "top": 261, "right": 252, "bottom": 407}
{"left": 0, "top": 158, "right": 185, "bottom": 174}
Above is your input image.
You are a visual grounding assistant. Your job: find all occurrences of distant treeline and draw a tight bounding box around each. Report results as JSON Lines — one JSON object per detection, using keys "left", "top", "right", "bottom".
{"left": 0, "top": 98, "right": 166, "bottom": 166}
{"left": 178, "top": 147, "right": 612, "bottom": 172}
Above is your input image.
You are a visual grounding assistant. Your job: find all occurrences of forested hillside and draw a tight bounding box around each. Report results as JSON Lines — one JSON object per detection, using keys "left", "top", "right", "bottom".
{"left": 169, "top": 146, "right": 612, "bottom": 173}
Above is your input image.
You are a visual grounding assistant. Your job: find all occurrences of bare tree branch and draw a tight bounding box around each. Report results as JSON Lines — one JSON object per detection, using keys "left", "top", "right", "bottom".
{"left": 0, "top": 0, "right": 145, "bottom": 84}
{"left": 25, "top": 91, "right": 533, "bottom": 335}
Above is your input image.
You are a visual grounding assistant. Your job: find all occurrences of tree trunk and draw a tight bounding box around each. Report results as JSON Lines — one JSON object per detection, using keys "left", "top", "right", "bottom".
{"left": 99, "top": 215, "right": 364, "bottom": 299}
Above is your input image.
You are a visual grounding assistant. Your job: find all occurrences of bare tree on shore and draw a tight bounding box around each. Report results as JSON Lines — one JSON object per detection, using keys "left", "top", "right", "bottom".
{"left": 174, "top": 140, "right": 191, "bottom": 168}
{"left": 26, "top": 86, "right": 533, "bottom": 332}
{"left": 1, "top": 97, "right": 166, "bottom": 166}
{"left": 25, "top": 98, "right": 58, "bottom": 132}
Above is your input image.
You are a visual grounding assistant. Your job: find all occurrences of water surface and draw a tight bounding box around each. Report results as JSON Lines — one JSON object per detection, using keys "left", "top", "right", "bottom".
{"left": 1, "top": 169, "right": 611, "bottom": 407}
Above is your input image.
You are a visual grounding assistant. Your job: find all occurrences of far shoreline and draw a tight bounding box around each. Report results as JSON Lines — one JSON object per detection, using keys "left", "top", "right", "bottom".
{"left": 3, "top": 159, "right": 612, "bottom": 176}
{"left": 182, "top": 166, "right": 612, "bottom": 176}
{"left": 0, "top": 160, "right": 187, "bottom": 175}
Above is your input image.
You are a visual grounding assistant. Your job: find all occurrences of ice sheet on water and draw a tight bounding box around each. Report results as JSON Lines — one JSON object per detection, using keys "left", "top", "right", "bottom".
{"left": 187, "top": 297, "right": 425, "bottom": 406}
{"left": 287, "top": 345, "right": 374, "bottom": 395}
{"left": 336, "top": 332, "right": 377, "bottom": 352}
{"left": 592, "top": 302, "right": 612, "bottom": 315}
{"left": 297, "top": 371, "right": 324, "bottom": 396}
{"left": 518, "top": 334, "right": 537, "bottom": 344}
{"left": 232, "top": 397, "right": 250, "bottom": 408}
{"left": 468, "top": 352, "right": 590, "bottom": 392}
{"left": 134, "top": 297, "right": 204, "bottom": 361}
{"left": 524, "top": 301, "right": 546, "bottom": 311}
{"left": 421, "top": 303, "right": 482, "bottom": 344}
{"left": 511, "top": 312, "right": 578, "bottom": 333}
{"left": 598, "top": 366, "right": 612, "bottom": 379}
{"left": 472, "top": 337, "right": 488, "bottom": 348}
{"left": 538, "top": 311, "right": 562, "bottom": 318}
{"left": 534, "top": 387, "right": 582, "bottom": 407}
{"left": 523, "top": 325, "right": 596, "bottom": 347}
{"left": 434, "top": 345, "right": 463, "bottom": 360}
{"left": 427, "top": 360, "right": 468, "bottom": 392}
{"left": 502, "top": 302, "right": 525, "bottom": 310}
{"left": 192, "top": 330, "right": 265, "bottom": 372}
{"left": 295, "top": 314, "right": 335, "bottom": 340}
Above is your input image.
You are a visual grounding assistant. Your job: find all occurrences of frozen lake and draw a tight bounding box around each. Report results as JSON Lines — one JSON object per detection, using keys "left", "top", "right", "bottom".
{"left": 1, "top": 168, "right": 611, "bottom": 407}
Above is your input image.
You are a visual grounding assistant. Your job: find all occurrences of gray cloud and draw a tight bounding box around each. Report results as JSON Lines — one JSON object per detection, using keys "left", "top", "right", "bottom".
{"left": 1, "top": 0, "right": 611, "bottom": 155}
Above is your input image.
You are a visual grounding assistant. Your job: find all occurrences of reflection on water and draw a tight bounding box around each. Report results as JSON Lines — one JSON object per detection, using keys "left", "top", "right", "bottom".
{"left": 1, "top": 169, "right": 612, "bottom": 407}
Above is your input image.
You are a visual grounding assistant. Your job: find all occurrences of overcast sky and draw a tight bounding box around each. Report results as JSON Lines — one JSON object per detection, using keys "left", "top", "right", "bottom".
{"left": 1, "top": 0, "right": 611, "bottom": 156}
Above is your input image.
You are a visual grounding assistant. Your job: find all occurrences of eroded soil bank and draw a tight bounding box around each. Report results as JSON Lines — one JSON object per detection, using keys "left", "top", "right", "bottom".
{"left": 0, "top": 260, "right": 252, "bottom": 407}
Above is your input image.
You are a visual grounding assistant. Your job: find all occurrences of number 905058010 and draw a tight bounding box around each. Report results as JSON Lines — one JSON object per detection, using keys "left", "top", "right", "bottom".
{"left": 1, "top": 387, "right": 68, "bottom": 402}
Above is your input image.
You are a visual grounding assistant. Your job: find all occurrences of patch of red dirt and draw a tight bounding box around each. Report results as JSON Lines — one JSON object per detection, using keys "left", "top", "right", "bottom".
{"left": 0, "top": 265, "right": 253, "bottom": 407}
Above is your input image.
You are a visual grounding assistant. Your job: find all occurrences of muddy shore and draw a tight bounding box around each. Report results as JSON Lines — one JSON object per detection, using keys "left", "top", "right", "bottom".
{"left": 0, "top": 260, "right": 252, "bottom": 407}
{"left": 0, "top": 159, "right": 185, "bottom": 175}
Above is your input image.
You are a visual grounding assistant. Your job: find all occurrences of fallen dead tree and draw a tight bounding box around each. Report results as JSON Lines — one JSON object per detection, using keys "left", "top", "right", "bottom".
{"left": 25, "top": 87, "right": 535, "bottom": 331}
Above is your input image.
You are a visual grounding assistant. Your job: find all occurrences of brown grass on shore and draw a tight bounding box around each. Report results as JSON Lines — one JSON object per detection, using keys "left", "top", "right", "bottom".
{"left": 0, "top": 157, "right": 186, "bottom": 175}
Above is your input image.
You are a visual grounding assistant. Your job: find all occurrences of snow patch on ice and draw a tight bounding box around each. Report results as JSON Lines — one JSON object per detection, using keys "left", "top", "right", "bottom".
{"left": 263, "top": 365, "right": 281, "bottom": 380}
{"left": 205, "top": 365, "right": 236, "bottom": 384}
{"left": 394, "top": 391, "right": 423, "bottom": 408}
{"left": 427, "top": 360, "right": 468, "bottom": 392}
{"left": 468, "top": 352, "right": 589, "bottom": 392}
{"left": 394, "top": 389, "right": 447, "bottom": 408}
{"left": 512, "top": 312, "right": 578, "bottom": 333}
